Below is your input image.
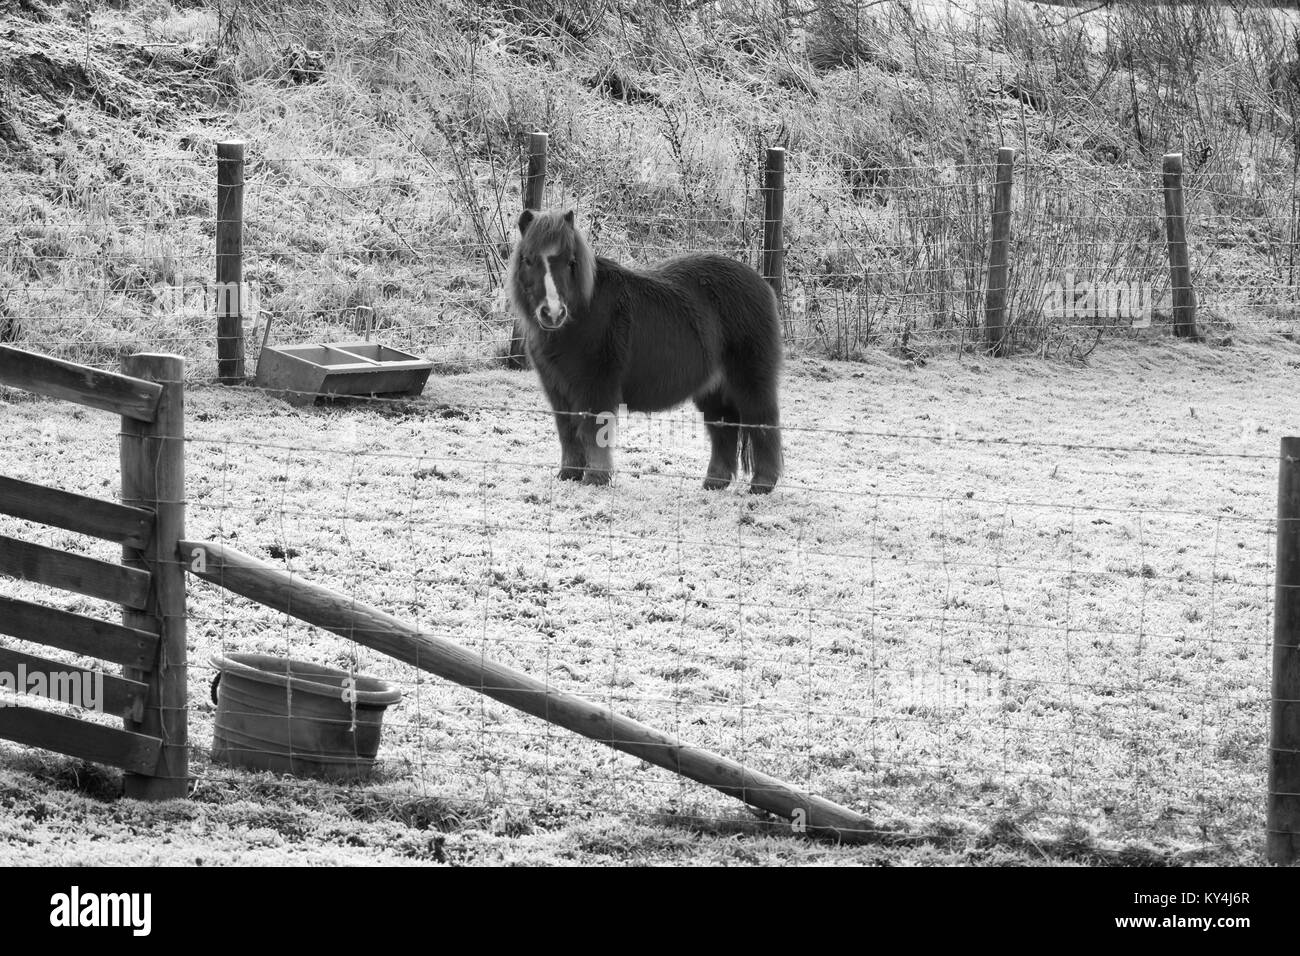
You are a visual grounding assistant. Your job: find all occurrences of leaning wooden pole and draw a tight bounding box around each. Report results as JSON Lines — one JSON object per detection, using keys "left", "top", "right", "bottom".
{"left": 1270, "top": 435, "right": 1300, "bottom": 864}
{"left": 181, "top": 539, "right": 873, "bottom": 841}
{"left": 216, "top": 140, "right": 246, "bottom": 384}
{"left": 1162, "top": 152, "right": 1200, "bottom": 340}
{"left": 122, "top": 355, "right": 187, "bottom": 799}
{"left": 984, "top": 146, "right": 1015, "bottom": 357}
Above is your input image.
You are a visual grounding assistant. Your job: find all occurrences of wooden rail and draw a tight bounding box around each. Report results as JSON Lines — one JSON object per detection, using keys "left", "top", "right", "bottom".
{"left": 0, "top": 597, "right": 157, "bottom": 670}
{"left": 0, "top": 705, "right": 161, "bottom": 775}
{"left": 0, "top": 475, "right": 154, "bottom": 550}
{"left": 0, "top": 345, "right": 161, "bottom": 421}
{"left": 0, "top": 534, "right": 151, "bottom": 609}
{"left": 0, "top": 646, "right": 147, "bottom": 720}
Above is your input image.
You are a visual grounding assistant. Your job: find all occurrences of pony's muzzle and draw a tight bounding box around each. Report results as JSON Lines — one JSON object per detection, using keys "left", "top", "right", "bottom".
{"left": 536, "top": 304, "right": 568, "bottom": 331}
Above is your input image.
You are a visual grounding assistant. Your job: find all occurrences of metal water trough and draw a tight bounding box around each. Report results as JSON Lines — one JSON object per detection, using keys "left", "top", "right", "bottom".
{"left": 255, "top": 342, "right": 434, "bottom": 405}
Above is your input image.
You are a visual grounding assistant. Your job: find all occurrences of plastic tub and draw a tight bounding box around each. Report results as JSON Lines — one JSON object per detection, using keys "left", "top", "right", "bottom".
{"left": 210, "top": 653, "right": 402, "bottom": 781}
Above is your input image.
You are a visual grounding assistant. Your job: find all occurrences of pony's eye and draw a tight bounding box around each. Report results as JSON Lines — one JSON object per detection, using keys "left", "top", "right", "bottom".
{"left": 523, "top": 256, "right": 535, "bottom": 267}
{"left": 569, "top": 259, "right": 577, "bottom": 273}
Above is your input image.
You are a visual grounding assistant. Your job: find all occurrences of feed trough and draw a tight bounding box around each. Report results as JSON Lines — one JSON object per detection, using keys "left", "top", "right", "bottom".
{"left": 255, "top": 342, "right": 434, "bottom": 405}
{"left": 210, "top": 652, "right": 402, "bottom": 781}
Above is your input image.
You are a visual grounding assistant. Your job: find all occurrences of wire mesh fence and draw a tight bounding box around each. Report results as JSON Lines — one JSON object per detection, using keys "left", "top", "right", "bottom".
{"left": 2, "top": 128, "right": 1297, "bottom": 854}
{"left": 4, "top": 138, "right": 1300, "bottom": 378}
{"left": 0, "top": 366, "right": 1281, "bottom": 852}
{"left": 184, "top": 434, "right": 1273, "bottom": 844}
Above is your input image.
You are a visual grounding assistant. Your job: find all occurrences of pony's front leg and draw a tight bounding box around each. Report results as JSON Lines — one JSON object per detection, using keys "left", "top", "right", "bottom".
{"left": 553, "top": 410, "right": 586, "bottom": 481}
{"left": 579, "top": 400, "right": 619, "bottom": 486}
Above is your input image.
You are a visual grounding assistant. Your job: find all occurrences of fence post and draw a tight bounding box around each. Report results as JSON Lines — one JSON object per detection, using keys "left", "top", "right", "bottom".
{"left": 216, "top": 140, "right": 246, "bottom": 384}
{"left": 761, "top": 146, "right": 786, "bottom": 328}
{"left": 120, "top": 353, "right": 188, "bottom": 800}
{"left": 1161, "top": 152, "right": 1200, "bottom": 340}
{"left": 525, "top": 131, "right": 548, "bottom": 212}
{"left": 507, "top": 132, "right": 549, "bottom": 370}
{"left": 984, "top": 146, "right": 1015, "bottom": 357}
{"left": 1270, "top": 435, "right": 1300, "bottom": 863}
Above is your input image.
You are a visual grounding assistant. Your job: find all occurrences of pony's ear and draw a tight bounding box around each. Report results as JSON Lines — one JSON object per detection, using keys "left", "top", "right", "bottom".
{"left": 518, "top": 210, "right": 535, "bottom": 236}
{"left": 563, "top": 209, "right": 575, "bottom": 226}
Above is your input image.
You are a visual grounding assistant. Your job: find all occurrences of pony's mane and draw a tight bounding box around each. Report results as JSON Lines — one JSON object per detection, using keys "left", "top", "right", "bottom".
{"left": 506, "top": 211, "right": 597, "bottom": 319}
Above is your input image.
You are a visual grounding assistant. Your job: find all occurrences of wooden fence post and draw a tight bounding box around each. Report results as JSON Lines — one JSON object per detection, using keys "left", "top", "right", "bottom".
{"left": 1162, "top": 152, "right": 1200, "bottom": 340}
{"left": 1270, "top": 435, "right": 1300, "bottom": 863}
{"left": 984, "top": 146, "right": 1015, "bottom": 357}
{"left": 506, "top": 132, "right": 549, "bottom": 370}
{"left": 761, "top": 146, "right": 786, "bottom": 334}
{"left": 525, "top": 131, "right": 548, "bottom": 212}
{"left": 120, "top": 354, "right": 187, "bottom": 799}
{"left": 216, "top": 141, "right": 246, "bottom": 384}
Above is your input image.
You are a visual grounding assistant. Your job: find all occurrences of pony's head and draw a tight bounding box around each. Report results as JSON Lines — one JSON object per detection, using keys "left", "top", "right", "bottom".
{"left": 506, "top": 209, "right": 596, "bottom": 333}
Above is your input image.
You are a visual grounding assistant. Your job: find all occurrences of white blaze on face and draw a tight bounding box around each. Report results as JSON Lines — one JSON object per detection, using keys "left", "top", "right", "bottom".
{"left": 537, "top": 251, "right": 565, "bottom": 326}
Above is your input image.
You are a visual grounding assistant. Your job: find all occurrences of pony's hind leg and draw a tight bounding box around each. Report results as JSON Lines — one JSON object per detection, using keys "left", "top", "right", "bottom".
{"left": 736, "top": 395, "right": 783, "bottom": 494}
{"left": 694, "top": 389, "right": 740, "bottom": 490}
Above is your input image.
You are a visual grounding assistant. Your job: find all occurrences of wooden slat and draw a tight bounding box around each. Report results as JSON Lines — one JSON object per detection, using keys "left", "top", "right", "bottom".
{"left": 0, "top": 597, "right": 157, "bottom": 670}
{"left": 0, "top": 645, "right": 146, "bottom": 718}
{"left": 0, "top": 535, "right": 150, "bottom": 610}
{"left": 0, "top": 703, "right": 161, "bottom": 775}
{"left": 0, "top": 475, "right": 153, "bottom": 549}
{"left": 0, "top": 345, "right": 162, "bottom": 422}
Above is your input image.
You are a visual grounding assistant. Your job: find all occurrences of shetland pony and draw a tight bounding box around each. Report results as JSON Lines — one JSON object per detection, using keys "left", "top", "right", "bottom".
{"left": 506, "top": 209, "right": 783, "bottom": 493}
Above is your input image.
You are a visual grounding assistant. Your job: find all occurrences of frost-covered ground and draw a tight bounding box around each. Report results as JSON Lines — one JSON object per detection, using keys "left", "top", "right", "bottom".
{"left": 0, "top": 336, "right": 1296, "bottom": 865}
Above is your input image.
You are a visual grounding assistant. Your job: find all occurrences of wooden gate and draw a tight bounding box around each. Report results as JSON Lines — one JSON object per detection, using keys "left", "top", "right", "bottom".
{"left": 0, "top": 346, "right": 187, "bottom": 799}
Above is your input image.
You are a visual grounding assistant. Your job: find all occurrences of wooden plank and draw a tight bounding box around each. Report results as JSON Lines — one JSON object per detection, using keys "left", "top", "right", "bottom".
{"left": 0, "top": 645, "right": 147, "bottom": 719}
{"left": 0, "top": 474, "right": 154, "bottom": 549}
{"left": 0, "top": 534, "right": 150, "bottom": 610}
{"left": 0, "top": 596, "right": 157, "bottom": 670}
{"left": 0, "top": 345, "right": 161, "bottom": 422}
{"left": 120, "top": 353, "right": 187, "bottom": 799}
{"left": 0, "top": 703, "right": 160, "bottom": 775}
{"left": 182, "top": 539, "right": 874, "bottom": 842}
